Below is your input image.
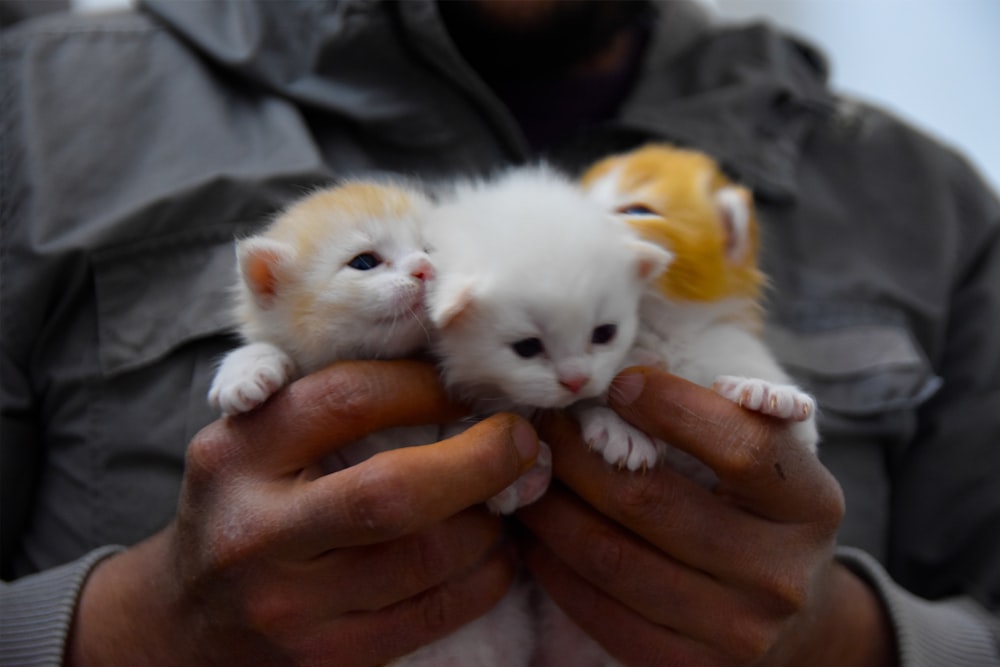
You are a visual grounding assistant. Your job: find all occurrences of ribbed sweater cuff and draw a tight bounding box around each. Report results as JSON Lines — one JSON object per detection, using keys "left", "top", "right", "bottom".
{"left": 0, "top": 546, "right": 125, "bottom": 666}
{"left": 837, "top": 546, "right": 1000, "bottom": 667}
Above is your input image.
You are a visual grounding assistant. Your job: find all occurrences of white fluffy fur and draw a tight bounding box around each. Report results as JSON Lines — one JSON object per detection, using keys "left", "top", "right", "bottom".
{"left": 426, "top": 166, "right": 672, "bottom": 412}
{"left": 388, "top": 166, "right": 670, "bottom": 667}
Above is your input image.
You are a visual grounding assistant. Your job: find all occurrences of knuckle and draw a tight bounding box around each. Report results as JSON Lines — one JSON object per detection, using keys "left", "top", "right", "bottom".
{"left": 184, "top": 422, "right": 234, "bottom": 484}
{"left": 816, "top": 477, "right": 847, "bottom": 529}
{"left": 611, "top": 471, "right": 670, "bottom": 520}
{"left": 408, "top": 531, "right": 453, "bottom": 591}
{"left": 718, "top": 419, "right": 773, "bottom": 476}
{"left": 310, "top": 372, "right": 376, "bottom": 425}
{"left": 201, "top": 511, "right": 275, "bottom": 576}
{"left": 579, "top": 524, "right": 626, "bottom": 582}
{"left": 756, "top": 564, "right": 810, "bottom": 617}
{"left": 416, "top": 585, "right": 455, "bottom": 638}
{"left": 347, "top": 458, "right": 416, "bottom": 538}
{"left": 243, "top": 586, "right": 300, "bottom": 637}
{"left": 725, "top": 617, "right": 780, "bottom": 664}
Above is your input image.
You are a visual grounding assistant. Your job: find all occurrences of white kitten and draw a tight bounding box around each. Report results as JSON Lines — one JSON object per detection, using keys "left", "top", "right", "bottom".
{"left": 426, "top": 165, "right": 671, "bottom": 513}
{"left": 427, "top": 166, "right": 670, "bottom": 413}
{"left": 394, "top": 165, "right": 670, "bottom": 667}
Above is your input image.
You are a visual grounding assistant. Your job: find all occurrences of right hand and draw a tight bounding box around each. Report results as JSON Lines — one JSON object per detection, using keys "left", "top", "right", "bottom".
{"left": 67, "top": 359, "right": 540, "bottom": 666}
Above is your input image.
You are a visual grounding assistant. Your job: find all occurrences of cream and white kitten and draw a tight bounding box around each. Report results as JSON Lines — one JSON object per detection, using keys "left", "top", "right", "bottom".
{"left": 208, "top": 180, "right": 435, "bottom": 417}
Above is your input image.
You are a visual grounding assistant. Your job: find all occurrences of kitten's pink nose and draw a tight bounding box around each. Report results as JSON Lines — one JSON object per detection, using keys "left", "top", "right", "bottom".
{"left": 410, "top": 257, "right": 434, "bottom": 282}
{"left": 559, "top": 375, "right": 590, "bottom": 394}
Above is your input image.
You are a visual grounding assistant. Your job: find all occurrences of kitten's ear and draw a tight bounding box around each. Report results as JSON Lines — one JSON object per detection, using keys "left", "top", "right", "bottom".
{"left": 430, "top": 277, "right": 477, "bottom": 329}
{"left": 715, "top": 185, "right": 754, "bottom": 263}
{"left": 237, "top": 237, "right": 296, "bottom": 307}
{"left": 629, "top": 239, "right": 673, "bottom": 284}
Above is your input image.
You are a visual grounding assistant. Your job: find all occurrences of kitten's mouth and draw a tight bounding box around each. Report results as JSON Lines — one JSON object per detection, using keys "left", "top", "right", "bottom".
{"left": 375, "top": 293, "right": 426, "bottom": 324}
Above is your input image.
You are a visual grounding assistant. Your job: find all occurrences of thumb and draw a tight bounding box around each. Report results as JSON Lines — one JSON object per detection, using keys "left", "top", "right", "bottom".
{"left": 221, "top": 359, "right": 469, "bottom": 475}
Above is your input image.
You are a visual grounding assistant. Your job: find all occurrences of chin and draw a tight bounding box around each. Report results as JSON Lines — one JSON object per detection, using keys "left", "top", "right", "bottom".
{"left": 520, "top": 389, "right": 580, "bottom": 410}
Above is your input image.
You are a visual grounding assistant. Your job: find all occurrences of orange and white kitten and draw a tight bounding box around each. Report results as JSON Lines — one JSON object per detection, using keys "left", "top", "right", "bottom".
{"left": 208, "top": 180, "right": 434, "bottom": 416}
{"left": 579, "top": 143, "right": 818, "bottom": 474}
{"left": 536, "top": 144, "right": 819, "bottom": 667}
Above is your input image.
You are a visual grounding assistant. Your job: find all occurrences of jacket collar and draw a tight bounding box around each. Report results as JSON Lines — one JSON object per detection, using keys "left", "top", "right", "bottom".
{"left": 141, "top": 0, "right": 834, "bottom": 200}
{"left": 620, "top": 18, "right": 837, "bottom": 202}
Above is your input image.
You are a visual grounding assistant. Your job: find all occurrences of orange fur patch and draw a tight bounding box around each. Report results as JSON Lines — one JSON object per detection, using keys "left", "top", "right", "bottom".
{"left": 582, "top": 144, "right": 766, "bottom": 305}
{"left": 258, "top": 181, "right": 423, "bottom": 336}
{"left": 269, "top": 182, "right": 419, "bottom": 260}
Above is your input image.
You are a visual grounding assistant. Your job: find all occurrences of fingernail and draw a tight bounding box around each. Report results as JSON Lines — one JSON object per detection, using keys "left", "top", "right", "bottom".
{"left": 611, "top": 371, "right": 645, "bottom": 406}
{"left": 511, "top": 418, "right": 539, "bottom": 464}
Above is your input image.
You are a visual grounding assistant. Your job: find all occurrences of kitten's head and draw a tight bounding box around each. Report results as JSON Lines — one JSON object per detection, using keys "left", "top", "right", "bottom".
{"left": 581, "top": 143, "right": 765, "bottom": 303}
{"left": 427, "top": 167, "right": 671, "bottom": 409}
{"left": 236, "top": 181, "right": 434, "bottom": 373}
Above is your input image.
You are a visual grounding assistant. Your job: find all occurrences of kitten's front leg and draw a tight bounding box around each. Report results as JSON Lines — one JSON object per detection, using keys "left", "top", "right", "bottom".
{"left": 712, "top": 375, "right": 819, "bottom": 453}
{"left": 208, "top": 342, "right": 297, "bottom": 416}
{"left": 574, "top": 403, "right": 664, "bottom": 472}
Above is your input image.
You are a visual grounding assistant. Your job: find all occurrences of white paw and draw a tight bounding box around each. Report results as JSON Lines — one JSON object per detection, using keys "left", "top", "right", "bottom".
{"left": 713, "top": 375, "right": 815, "bottom": 422}
{"left": 208, "top": 342, "right": 296, "bottom": 416}
{"left": 576, "top": 405, "right": 663, "bottom": 472}
{"left": 487, "top": 441, "right": 552, "bottom": 514}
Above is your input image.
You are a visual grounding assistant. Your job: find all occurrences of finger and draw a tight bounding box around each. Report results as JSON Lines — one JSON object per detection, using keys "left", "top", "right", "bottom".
{"left": 319, "top": 545, "right": 517, "bottom": 667}
{"left": 236, "top": 508, "right": 505, "bottom": 634}
{"left": 280, "top": 412, "right": 539, "bottom": 550}
{"left": 518, "top": 487, "right": 794, "bottom": 657}
{"left": 539, "top": 411, "right": 823, "bottom": 587}
{"left": 607, "top": 367, "right": 843, "bottom": 523}
{"left": 518, "top": 486, "right": 720, "bottom": 624}
{"left": 222, "top": 359, "right": 468, "bottom": 474}
{"left": 521, "top": 534, "right": 728, "bottom": 667}
{"left": 324, "top": 508, "right": 506, "bottom": 614}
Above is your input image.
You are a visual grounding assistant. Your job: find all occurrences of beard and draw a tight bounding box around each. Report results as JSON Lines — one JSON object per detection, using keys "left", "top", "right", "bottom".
{"left": 436, "top": 0, "right": 654, "bottom": 79}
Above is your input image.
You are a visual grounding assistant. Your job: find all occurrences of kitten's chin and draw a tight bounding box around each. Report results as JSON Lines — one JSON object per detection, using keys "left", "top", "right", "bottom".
{"left": 366, "top": 320, "right": 431, "bottom": 358}
{"left": 526, "top": 387, "right": 601, "bottom": 409}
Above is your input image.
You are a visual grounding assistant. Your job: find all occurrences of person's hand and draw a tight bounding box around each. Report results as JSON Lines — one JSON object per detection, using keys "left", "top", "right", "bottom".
{"left": 67, "top": 359, "right": 540, "bottom": 667}
{"left": 518, "top": 367, "right": 897, "bottom": 667}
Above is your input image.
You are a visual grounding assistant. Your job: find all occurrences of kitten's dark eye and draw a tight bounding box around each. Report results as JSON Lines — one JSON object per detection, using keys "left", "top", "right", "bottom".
{"left": 591, "top": 324, "right": 617, "bottom": 345}
{"left": 512, "top": 337, "right": 545, "bottom": 359}
{"left": 616, "top": 203, "right": 658, "bottom": 216}
{"left": 347, "top": 252, "right": 382, "bottom": 270}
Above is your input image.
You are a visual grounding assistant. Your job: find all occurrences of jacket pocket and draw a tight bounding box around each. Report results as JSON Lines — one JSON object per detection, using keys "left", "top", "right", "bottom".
{"left": 85, "top": 227, "right": 247, "bottom": 550}
{"left": 765, "top": 322, "right": 941, "bottom": 418}
{"left": 764, "top": 303, "right": 942, "bottom": 446}
{"left": 92, "top": 225, "right": 244, "bottom": 377}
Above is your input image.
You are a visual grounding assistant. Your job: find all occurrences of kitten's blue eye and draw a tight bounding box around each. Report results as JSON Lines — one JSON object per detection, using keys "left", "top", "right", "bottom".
{"left": 616, "top": 204, "right": 658, "bottom": 216}
{"left": 348, "top": 252, "right": 382, "bottom": 270}
{"left": 512, "top": 338, "right": 545, "bottom": 359}
{"left": 591, "top": 324, "right": 617, "bottom": 345}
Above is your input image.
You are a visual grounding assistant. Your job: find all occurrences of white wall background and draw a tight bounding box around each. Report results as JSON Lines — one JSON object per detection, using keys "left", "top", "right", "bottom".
{"left": 711, "top": 0, "right": 1000, "bottom": 194}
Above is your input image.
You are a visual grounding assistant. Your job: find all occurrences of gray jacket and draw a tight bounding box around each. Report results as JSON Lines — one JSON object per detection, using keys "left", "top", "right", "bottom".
{"left": 2, "top": 1, "right": 999, "bottom": 665}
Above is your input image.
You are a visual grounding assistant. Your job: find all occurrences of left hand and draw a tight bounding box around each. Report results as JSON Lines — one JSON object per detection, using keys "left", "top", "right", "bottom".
{"left": 517, "top": 367, "right": 897, "bottom": 667}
